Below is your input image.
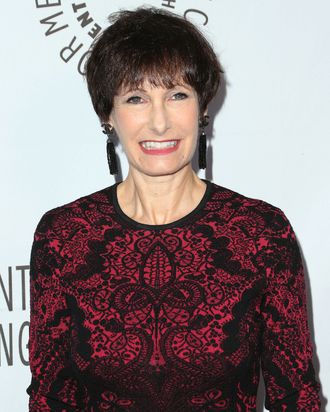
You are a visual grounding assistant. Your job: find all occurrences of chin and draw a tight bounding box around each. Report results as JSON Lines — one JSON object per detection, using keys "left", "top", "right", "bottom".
{"left": 137, "top": 162, "right": 191, "bottom": 178}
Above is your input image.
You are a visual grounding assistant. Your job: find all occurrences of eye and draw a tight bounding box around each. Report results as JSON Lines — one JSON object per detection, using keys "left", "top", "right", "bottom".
{"left": 126, "top": 95, "right": 143, "bottom": 104}
{"left": 172, "top": 92, "right": 188, "bottom": 100}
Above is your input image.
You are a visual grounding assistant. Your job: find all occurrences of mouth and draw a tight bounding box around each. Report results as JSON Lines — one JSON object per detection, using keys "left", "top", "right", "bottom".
{"left": 139, "top": 139, "right": 180, "bottom": 155}
{"left": 140, "top": 140, "right": 179, "bottom": 150}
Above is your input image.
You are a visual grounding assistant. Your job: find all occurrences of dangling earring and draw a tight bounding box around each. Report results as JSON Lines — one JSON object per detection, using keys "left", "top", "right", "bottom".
{"left": 102, "top": 123, "right": 118, "bottom": 175}
{"left": 198, "top": 115, "right": 209, "bottom": 169}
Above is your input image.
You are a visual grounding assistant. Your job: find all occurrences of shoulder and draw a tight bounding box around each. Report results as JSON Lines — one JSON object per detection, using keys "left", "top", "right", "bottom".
{"left": 33, "top": 185, "right": 115, "bottom": 240}
{"left": 209, "top": 181, "right": 294, "bottom": 237}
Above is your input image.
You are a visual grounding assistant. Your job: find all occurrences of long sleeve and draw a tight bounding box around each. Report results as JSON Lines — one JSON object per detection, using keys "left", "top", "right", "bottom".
{"left": 259, "top": 210, "right": 321, "bottom": 411}
{"left": 25, "top": 182, "right": 323, "bottom": 411}
{"left": 27, "top": 214, "right": 86, "bottom": 411}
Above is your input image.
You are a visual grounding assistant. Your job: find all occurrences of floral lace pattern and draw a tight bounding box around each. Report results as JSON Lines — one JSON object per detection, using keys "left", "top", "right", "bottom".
{"left": 27, "top": 181, "right": 321, "bottom": 411}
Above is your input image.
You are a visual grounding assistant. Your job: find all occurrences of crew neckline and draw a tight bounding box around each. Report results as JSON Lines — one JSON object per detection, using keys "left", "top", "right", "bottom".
{"left": 109, "top": 178, "right": 213, "bottom": 230}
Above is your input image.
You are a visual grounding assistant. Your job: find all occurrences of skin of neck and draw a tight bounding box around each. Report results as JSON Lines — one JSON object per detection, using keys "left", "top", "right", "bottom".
{"left": 116, "top": 164, "right": 207, "bottom": 226}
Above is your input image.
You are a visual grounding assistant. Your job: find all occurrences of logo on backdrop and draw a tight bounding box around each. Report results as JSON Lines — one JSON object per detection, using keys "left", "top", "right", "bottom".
{"left": 34, "top": 0, "right": 210, "bottom": 75}
{"left": 0, "top": 266, "right": 29, "bottom": 367}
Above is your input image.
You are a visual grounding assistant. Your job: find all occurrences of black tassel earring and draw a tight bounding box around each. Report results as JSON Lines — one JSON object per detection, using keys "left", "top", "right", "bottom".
{"left": 102, "top": 123, "right": 118, "bottom": 175}
{"left": 198, "top": 115, "right": 209, "bottom": 169}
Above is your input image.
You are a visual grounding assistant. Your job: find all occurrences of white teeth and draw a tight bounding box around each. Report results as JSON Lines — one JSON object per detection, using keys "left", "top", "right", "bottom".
{"left": 141, "top": 140, "right": 178, "bottom": 149}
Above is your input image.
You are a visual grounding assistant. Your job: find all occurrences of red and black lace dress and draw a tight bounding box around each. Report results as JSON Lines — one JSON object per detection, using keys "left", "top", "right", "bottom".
{"left": 27, "top": 179, "right": 321, "bottom": 411}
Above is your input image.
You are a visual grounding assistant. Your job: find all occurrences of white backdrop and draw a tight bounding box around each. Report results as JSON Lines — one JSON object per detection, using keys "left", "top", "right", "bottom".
{"left": 1, "top": 1, "right": 329, "bottom": 410}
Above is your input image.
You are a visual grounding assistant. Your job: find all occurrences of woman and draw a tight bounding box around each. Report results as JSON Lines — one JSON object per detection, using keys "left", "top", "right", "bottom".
{"left": 27, "top": 6, "right": 321, "bottom": 411}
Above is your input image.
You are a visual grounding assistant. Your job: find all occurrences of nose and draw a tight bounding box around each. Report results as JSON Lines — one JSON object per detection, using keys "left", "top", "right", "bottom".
{"left": 148, "top": 101, "right": 170, "bottom": 136}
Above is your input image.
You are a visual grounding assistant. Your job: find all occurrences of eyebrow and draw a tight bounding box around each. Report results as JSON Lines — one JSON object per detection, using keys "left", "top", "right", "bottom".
{"left": 117, "top": 88, "right": 145, "bottom": 96}
{"left": 121, "top": 84, "right": 192, "bottom": 95}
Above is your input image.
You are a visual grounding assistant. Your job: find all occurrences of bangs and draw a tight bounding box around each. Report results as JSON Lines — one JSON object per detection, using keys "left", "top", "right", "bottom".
{"left": 112, "top": 36, "right": 199, "bottom": 95}
{"left": 117, "top": 63, "right": 190, "bottom": 94}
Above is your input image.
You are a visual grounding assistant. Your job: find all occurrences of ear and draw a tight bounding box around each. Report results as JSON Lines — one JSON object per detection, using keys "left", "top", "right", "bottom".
{"left": 199, "top": 109, "right": 208, "bottom": 124}
{"left": 107, "top": 115, "right": 113, "bottom": 126}
{"left": 203, "top": 108, "right": 208, "bottom": 116}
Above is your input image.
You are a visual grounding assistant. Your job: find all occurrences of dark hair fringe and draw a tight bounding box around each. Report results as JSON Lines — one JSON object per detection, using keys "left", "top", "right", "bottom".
{"left": 84, "top": 6, "right": 224, "bottom": 122}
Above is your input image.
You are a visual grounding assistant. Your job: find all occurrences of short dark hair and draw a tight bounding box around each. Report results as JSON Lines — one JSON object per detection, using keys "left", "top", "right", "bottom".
{"left": 84, "top": 6, "right": 223, "bottom": 123}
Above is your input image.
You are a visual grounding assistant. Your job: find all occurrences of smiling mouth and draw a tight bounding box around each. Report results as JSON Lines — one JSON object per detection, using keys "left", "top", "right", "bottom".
{"left": 140, "top": 140, "right": 179, "bottom": 150}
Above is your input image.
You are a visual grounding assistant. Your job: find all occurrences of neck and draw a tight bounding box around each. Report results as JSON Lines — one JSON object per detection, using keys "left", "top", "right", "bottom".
{"left": 116, "top": 167, "right": 207, "bottom": 226}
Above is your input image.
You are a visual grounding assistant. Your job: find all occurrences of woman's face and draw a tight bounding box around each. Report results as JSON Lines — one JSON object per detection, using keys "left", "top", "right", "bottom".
{"left": 109, "top": 80, "right": 204, "bottom": 178}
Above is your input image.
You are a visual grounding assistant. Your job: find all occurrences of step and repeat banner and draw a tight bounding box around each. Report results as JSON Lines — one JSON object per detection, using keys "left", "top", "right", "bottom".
{"left": 1, "top": 0, "right": 329, "bottom": 410}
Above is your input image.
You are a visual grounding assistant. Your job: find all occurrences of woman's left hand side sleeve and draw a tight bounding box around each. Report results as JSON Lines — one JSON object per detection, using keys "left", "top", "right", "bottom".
{"left": 259, "top": 209, "right": 321, "bottom": 411}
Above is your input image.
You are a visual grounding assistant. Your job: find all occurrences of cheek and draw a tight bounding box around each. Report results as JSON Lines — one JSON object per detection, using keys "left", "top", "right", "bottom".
{"left": 113, "top": 112, "right": 142, "bottom": 144}
{"left": 179, "top": 113, "right": 199, "bottom": 140}
{"left": 178, "top": 102, "right": 199, "bottom": 131}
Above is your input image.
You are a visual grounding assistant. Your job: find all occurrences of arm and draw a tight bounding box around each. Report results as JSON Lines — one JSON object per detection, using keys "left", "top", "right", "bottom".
{"left": 259, "top": 209, "right": 321, "bottom": 411}
{"left": 27, "top": 214, "right": 87, "bottom": 411}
